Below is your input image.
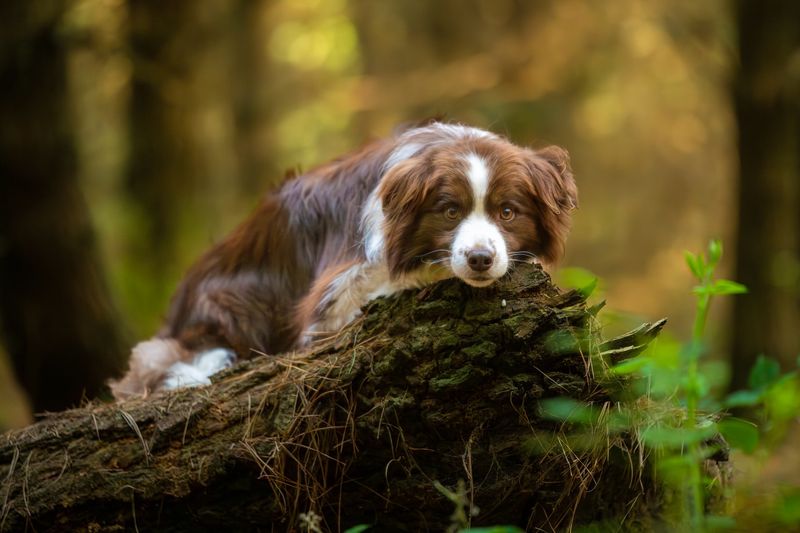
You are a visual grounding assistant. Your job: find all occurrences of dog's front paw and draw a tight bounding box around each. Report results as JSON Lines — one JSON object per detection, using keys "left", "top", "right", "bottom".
{"left": 163, "top": 348, "right": 236, "bottom": 390}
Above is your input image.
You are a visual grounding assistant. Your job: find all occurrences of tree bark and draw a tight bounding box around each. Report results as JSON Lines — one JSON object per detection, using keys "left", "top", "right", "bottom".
{"left": 0, "top": 2, "right": 129, "bottom": 412}
{"left": 0, "top": 265, "right": 722, "bottom": 532}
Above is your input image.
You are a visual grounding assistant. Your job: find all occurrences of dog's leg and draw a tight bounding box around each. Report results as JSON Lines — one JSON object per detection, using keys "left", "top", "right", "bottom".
{"left": 296, "top": 261, "right": 392, "bottom": 345}
{"left": 111, "top": 340, "right": 237, "bottom": 399}
{"left": 109, "top": 338, "right": 187, "bottom": 399}
{"left": 162, "top": 348, "right": 237, "bottom": 389}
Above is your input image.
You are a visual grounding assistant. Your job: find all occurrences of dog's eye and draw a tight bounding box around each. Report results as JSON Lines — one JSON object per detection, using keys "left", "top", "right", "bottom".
{"left": 500, "top": 206, "right": 515, "bottom": 221}
{"left": 444, "top": 205, "right": 461, "bottom": 220}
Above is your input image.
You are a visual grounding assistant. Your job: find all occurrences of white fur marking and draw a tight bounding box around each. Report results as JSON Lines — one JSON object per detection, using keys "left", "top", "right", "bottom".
{"left": 383, "top": 142, "right": 423, "bottom": 171}
{"left": 424, "top": 123, "right": 495, "bottom": 140}
{"left": 383, "top": 123, "right": 498, "bottom": 172}
{"left": 361, "top": 191, "right": 385, "bottom": 264}
{"left": 450, "top": 214, "right": 509, "bottom": 286}
{"left": 163, "top": 348, "right": 236, "bottom": 390}
{"left": 448, "top": 153, "right": 510, "bottom": 286}
{"left": 465, "top": 153, "right": 490, "bottom": 214}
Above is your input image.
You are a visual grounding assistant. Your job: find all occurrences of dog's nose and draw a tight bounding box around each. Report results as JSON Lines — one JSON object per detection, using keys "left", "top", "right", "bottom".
{"left": 467, "top": 249, "right": 494, "bottom": 272}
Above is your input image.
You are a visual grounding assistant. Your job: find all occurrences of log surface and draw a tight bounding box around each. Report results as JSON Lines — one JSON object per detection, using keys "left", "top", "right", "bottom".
{"left": 0, "top": 265, "right": 689, "bottom": 532}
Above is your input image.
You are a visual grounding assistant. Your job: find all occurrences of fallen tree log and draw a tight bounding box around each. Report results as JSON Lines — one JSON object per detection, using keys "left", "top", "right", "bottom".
{"left": 0, "top": 264, "right": 724, "bottom": 532}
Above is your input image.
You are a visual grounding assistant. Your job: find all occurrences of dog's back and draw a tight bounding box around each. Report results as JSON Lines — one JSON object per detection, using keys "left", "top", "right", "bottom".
{"left": 110, "top": 139, "right": 393, "bottom": 398}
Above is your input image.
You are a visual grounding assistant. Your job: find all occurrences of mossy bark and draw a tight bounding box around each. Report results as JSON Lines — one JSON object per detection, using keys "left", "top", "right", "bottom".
{"left": 0, "top": 265, "right": 723, "bottom": 532}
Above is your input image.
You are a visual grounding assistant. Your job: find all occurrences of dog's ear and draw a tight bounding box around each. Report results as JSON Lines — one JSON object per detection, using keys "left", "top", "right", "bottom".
{"left": 521, "top": 146, "right": 578, "bottom": 266}
{"left": 377, "top": 157, "right": 435, "bottom": 277}
{"left": 524, "top": 145, "right": 578, "bottom": 215}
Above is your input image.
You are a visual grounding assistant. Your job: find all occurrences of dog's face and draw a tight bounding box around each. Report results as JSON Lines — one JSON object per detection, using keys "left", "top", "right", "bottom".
{"left": 378, "top": 136, "right": 577, "bottom": 287}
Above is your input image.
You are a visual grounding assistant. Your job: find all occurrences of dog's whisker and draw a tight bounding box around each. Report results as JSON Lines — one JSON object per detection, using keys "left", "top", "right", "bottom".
{"left": 415, "top": 249, "right": 452, "bottom": 259}
{"left": 509, "top": 252, "right": 539, "bottom": 264}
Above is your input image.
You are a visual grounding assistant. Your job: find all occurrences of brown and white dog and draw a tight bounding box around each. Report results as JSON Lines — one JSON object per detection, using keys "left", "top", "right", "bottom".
{"left": 110, "top": 121, "right": 577, "bottom": 399}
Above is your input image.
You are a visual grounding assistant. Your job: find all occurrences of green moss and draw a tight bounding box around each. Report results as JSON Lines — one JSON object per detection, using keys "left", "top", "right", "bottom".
{"left": 409, "top": 326, "right": 434, "bottom": 352}
{"left": 429, "top": 364, "right": 489, "bottom": 393}
{"left": 463, "top": 298, "right": 498, "bottom": 321}
{"left": 455, "top": 322, "right": 476, "bottom": 336}
{"left": 502, "top": 309, "right": 550, "bottom": 339}
{"left": 461, "top": 341, "right": 497, "bottom": 362}
{"left": 373, "top": 346, "right": 413, "bottom": 376}
{"left": 412, "top": 300, "right": 456, "bottom": 321}
{"left": 431, "top": 328, "right": 462, "bottom": 352}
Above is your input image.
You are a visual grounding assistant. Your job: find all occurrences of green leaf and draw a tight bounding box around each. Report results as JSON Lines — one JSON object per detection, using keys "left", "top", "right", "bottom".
{"left": 539, "top": 397, "right": 598, "bottom": 425}
{"left": 708, "top": 239, "right": 723, "bottom": 266}
{"left": 610, "top": 356, "right": 649, "bottom": 375}
{"left": 764, "top": 374, "right": 800, "bottom": 423}
{"left": 344, "top": 526, "right": 371, "bottom": 533}
{"left": 685, "top": 251, "right": 704, "bottom": 280}
{"left": 656, "top": 453, "right": 695, "bottom": 482}
{"left": 723, "top": 389, "right": 762, "bottom": 408}
{"left": 718, "top": 418, "right": 759, "bottom": 453}
{"left": 748, "top": 355, "right": 781, "bottom": 390}
{"left": 647, "top": 336, "right": 682, "bottom": 369}
{"left": 710, "top": 279, "right": 748, "bottom": 295}
{"left": 693, "top": 285, "right": 711, "bottom": 295}
{"left": 682, "top": 372, "right": 710, "bottom": 397}
{"left": 577, "top": 277, "right": 598, "bottom": 298}
{"left": 640, "top": 424, "right": 717, "bottom": 449}
{"left": 557, "top": 267, "right": 601, "bottom": 298}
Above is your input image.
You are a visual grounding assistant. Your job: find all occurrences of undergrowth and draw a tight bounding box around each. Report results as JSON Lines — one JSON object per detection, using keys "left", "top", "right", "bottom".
{"left": 541, "top": 239, "right": 800, "bottom": 531}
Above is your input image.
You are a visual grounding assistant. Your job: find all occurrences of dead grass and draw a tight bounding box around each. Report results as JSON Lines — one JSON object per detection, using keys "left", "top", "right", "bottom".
{"left": 234, "top": 343, "right": 363, "bottom": 529}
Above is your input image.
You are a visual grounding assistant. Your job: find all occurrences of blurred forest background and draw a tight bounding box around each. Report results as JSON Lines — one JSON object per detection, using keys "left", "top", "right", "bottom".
{"left": 0, "top": 0, "right": 797, "bottom": 461}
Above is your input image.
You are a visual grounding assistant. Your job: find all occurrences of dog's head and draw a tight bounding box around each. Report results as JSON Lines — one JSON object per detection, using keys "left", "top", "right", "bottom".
{"left": 373, "top": 123, "right": 577, "bottom": 287}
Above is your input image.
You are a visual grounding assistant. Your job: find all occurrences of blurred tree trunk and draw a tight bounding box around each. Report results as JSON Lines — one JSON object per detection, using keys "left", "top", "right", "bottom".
{"left": 125, "top": 0, "right": 204, "bottom": 311}
{"left": 125, "top": 0, "right": 240, "bottom": 325}
{"left": 0, "top": 3, "right": 128, "bottom": 412}
{"left": 731, "top": 1, "right": 800, "bottom": 389}
{"left": 232, "top": 0, "right": 280, "bottom": 195}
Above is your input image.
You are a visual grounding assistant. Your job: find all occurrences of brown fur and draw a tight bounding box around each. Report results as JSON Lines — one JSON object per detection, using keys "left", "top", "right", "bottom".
{"left": 111, "top": 124, "right": 577, "bottom": 399}
{"left": 380, "top": 137, "right": 577, "bottom": 275}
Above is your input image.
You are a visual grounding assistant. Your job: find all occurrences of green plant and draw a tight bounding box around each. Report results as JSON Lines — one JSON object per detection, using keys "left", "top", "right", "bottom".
{"left": 682, "top": 240, "right": 746, "bottom": 530}
{"left": 540, "top": 239, "right": 800, "bottom": 531}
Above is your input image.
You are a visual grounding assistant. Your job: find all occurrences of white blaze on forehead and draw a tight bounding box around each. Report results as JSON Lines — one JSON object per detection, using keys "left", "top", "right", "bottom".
{"left": 464, "top": 153, "right": 490, "bottom": 214}
{"left": 450, "top": 153, "right": 512, "bottom": 286}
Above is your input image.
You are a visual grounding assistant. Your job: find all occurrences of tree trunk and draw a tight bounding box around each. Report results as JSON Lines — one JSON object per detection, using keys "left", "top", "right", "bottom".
{"left": 731, "top": 0, "right": 800, "bottom": 389}
{"left": 124, "top": 0, "right": 240, "bottom": 330}
{"left": 0, "top": 265, "right": 723, "bottom": 532}
{"left": 0, "top": 2, "right": 129, "bottom": 412}
{"left": 231, "top": 0, "right": 281, "bottom": 197}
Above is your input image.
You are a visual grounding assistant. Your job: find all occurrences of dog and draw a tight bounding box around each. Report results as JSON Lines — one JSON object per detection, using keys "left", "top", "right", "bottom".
{"left": 110, "top": 121, "right": 577, "bottom": 399}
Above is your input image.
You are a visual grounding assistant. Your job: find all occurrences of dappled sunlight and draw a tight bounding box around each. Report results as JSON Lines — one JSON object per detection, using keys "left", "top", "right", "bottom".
{"left": 1, "top": 0, "right": 798, "bottom": 527}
